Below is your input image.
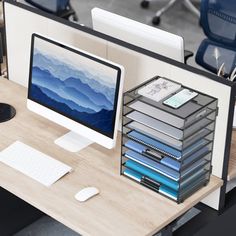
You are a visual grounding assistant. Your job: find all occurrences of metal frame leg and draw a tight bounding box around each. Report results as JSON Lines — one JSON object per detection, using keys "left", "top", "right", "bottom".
{"left": 142, "top": 0, "right": 200, "bottom": 19}
{"left": 160, "top": 225, "right": 173, "bottom": 236}
{"left": 155, "top": 0, "right": 178, "bottom": 17}
{"left": 153, "top": 220, "right": 176, "bottom": 236}
{"left": 183, "top": 0, "right": 200, "bottom": 17}
{"left": 152, "top": 207, "right": 201, "bottom": 236}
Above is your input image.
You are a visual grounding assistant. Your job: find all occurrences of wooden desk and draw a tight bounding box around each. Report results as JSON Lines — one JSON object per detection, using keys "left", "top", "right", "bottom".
{"left": 0, "top": 79, "right": 223, "bottom": 236}
{"left": 228, "top": 131, "right": 236, "bottom": 181}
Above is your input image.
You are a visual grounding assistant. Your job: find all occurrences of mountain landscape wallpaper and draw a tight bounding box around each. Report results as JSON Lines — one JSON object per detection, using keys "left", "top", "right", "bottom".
{"left": 29, "top": 37, "right": 119, "bottom": 137}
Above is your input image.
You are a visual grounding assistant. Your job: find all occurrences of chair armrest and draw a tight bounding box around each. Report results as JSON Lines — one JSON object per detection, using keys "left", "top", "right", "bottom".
{"left": 184, "top": 50, "right": 194, "bottom": 64}
{"left": 57, "top": 3, "right": 78, "bottom": 21}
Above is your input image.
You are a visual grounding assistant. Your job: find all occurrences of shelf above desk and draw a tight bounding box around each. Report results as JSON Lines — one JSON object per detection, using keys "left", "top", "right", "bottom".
{"left": 0, "top": 79, "right": 223, "bottom": 236}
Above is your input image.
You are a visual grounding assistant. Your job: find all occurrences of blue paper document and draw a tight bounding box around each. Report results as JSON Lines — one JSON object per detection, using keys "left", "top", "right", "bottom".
{"left": 124, "top": 140, "right": 163, "bottom": 160}
{"left": 159, "top": 185, "right": 178, "bottom": 200}
{"left": 125, "top": 140, "right": 180, "bottom": 171}
{"left": 123, "top": 168, "right": 142, "bottom": 182}
{"left": 183, "top": 146, "right": 209, "bottom": 167}
{"left": 127, "top": 130, "right": 181, "bottom": 159}
{"left": 123, "top": 168, "right": 178, "bottom": 199}
{"left": 124, "top": 140, "right": 147, "bottom": 153}
{"left": 161, "top": 157, "right": 180, "bottom": 171}
{"left": 125, "top": 160, "right": 179, "bottom": 191}
{"left": 124, "top": 150, "right": 179, "bottom": 181}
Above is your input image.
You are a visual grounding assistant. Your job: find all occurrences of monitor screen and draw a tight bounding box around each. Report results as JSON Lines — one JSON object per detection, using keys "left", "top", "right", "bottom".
{"left": 25, "top": 0, "right": 67, "bottom": 13}
{"left": 28, "top": 34, "right": 124, "bottom": 149}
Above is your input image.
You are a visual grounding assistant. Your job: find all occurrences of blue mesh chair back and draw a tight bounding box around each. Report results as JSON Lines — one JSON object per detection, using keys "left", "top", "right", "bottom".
{"left": 25, "top": 0, "right": 69, "bottom": 13}
{"left": 196, "top": 0, "right": 236, "bottom": 78}
{"left": 200, "top": 0, "right": 236, "bottom": 46}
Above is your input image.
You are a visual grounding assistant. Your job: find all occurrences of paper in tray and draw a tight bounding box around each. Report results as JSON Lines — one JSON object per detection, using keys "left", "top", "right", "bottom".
{"left": 125, "top": 160, "right": 179, "bottom": 191}
{"left": 123, "top": 168, "right": 178, "bottom": 199}
{"left": 124, "top": 150, "right": 179, "bottom": 181}
{"left": 161, "top": 157, "right": 180, "bottom": 171}
{"left": 127, "top": 130, "right": 181, "bottom": 159}
{"left": 123, "top": 168, "right": 142, "bottom": 182}
{"left": 125, "top": 139, "right": 181, "bottom": 171}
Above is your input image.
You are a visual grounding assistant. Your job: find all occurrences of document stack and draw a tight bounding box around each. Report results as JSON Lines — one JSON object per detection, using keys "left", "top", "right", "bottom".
{"left": 121, "top": 76, "right": 218, "bottom": 203}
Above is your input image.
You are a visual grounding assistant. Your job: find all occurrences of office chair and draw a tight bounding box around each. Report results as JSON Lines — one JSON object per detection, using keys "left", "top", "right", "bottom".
{"left": 195, "top": 0, "right": 236, "bottom": 79}
{"left": 25, "top": 0, "right": 78, "bottom": 21}
{"left": 140, "top": 0, "right": 200, "bottom": 25}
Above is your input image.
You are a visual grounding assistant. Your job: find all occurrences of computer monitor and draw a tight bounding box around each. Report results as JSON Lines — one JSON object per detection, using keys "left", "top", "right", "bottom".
{"left": 25, "top": 0, "right": 68, "bottom": 13}
{"left": 91, "top": 8, "right": 185, "bottom": 63}
{"left": 27, "top": 33, "right": 124, "bottom": 152}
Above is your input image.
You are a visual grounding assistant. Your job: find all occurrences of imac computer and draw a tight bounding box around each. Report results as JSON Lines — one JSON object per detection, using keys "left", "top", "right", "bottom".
{"left": 27, "top": 34, "right": 124, "bottom": 152}
{"left": 91, "top": 8, "right": 185, "bottom": 63}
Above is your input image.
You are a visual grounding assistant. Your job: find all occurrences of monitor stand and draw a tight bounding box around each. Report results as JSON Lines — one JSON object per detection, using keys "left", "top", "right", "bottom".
{"left": 0, "top": 103, "right": 16, "bottom": 123}
{"left": 54, "top": 131, "right": 94, "bottom": 152}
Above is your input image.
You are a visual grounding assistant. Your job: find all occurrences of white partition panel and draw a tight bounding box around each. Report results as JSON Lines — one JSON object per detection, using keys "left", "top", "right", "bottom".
{"left": 107, "top": 42, "right": 172, "bottom": 91}
{"left": 5, "top": 4, "right": 48, "bottom": 87}
{"left": 4, "top": 3, "right": 107, "bottom": 87}
{"left": 47, "top": 20, "right": 107, "bottom": 59}
{"left": 168, "top": 68, "right": 231, "bottom": 178}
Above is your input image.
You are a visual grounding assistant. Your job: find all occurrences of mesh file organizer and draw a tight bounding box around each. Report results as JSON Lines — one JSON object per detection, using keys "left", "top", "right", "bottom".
{"left": 121, "top": 76, "right": 218, "bottom": 203}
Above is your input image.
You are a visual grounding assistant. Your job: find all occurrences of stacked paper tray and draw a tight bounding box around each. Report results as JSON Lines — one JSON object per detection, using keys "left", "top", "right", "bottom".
{"left": 121, "top": 76, "right": 218, "bottom": 203}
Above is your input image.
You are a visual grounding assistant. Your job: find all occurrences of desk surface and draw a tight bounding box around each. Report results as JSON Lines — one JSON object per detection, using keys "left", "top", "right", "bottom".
{"left": 228, "top": 131, "right": 236, "bottom": 181}
{"left": 0, "top": 79, "right": 223, "bottom": 236}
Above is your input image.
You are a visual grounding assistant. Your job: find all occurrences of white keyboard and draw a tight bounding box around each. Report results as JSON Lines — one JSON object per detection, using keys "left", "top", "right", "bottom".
{"left": 0, "top": 141, "right": 72, "bottom": 187}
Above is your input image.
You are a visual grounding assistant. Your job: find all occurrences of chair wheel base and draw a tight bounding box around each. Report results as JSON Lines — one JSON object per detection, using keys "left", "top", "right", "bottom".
{"left": 140, "top": 0, "right": 149, "bottom": 8}
{"left": 152, "top": 16, "right": 161, "bottom": 25}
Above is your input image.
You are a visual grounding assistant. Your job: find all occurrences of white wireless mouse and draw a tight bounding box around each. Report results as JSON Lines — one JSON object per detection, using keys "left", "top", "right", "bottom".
{"left": 75, "top": 187, "right": 99, "bottom": 202}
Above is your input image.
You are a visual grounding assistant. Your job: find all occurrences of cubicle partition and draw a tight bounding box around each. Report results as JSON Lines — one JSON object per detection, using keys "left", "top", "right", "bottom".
{"left": 3, "top": 0, "right": 236, "bottom": 210}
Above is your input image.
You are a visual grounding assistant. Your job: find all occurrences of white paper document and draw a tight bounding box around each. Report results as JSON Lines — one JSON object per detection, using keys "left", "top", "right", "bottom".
{"left": 137, "top": 78, "right": 181, "bottom": 102}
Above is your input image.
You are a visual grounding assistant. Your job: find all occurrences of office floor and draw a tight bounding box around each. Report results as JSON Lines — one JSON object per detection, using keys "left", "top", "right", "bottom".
{"left": 13, "top": 1, "right": 215, "bottom": 236}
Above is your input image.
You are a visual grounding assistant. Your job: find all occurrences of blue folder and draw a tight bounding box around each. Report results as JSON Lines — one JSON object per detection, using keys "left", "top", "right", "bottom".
{"left": 125, "top": 160, "right": 179, "bottom": 191}
{"left": 123, "top": 168, "right": 142, "bottom": 182}
{"left": 181, "top": 168, "right": 205, "bottom": 189}
{"left": 183, "top": 146, "right": 209, "bottom": 167}
{"left": 124, "top": 140, "right": 146, "bottom": 153}
{"left": 127, "top": 130, "right": 181, "bottom": 159}
{"left": 123, "top": 168, "right": 178, "bottom": 199}
{"left": 182, "top": 139, "right": 208, "bottom": 157}
{"left": 125, "top": 139, "right": 180, "bottom": 171}
{"left": 182, "top": 158, "right": 207, "bottom": 178}
{"left": 159, "top": 185, "right": 178, "bottom": 200}
{"left": 124, "top": 150, "right": 179, "bottom": 181}
{"left": 161, "top": 157, "right": 180, "bottom": 171}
